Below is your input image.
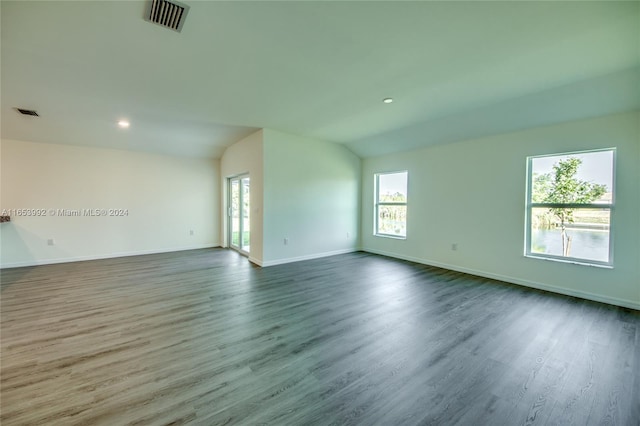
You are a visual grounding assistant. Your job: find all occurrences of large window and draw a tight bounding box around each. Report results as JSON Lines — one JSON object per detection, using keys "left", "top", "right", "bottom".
{"left": 375, "top": 171, "right": 408, "bottom": 238}
{"left": 525, "top": 149, "right": 615, "bottom": 266}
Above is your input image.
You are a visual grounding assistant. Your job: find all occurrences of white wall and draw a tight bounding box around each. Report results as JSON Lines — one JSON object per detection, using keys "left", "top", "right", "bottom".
{"left": 262, "top": 129, "right": 360, "bottom": 266}
{"left": 0, "top": 139, "right": 219, "bottom": 268}
{"left": 361, "top": 112, "right": 640, "bottom": 309}
{"left": 220, "top": 129, "right": 264, "bottom": 264}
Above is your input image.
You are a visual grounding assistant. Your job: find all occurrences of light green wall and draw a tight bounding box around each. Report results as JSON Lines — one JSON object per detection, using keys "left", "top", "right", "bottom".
{"left": 361, "top": 111, "right": 640, "bottom": 309}
{"left": 263, "top": 129, "right": 361, "bottom": 265}
{"left": 1, "top": 139, "right": 219, "bottom": 267}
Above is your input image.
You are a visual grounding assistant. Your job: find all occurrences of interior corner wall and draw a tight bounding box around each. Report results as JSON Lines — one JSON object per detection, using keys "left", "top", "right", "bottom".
{"left": 262, "top": 129, "right": 361, "bottom": 266}
{"left": 361, "top": 111, "right": 640, "bottom": 309}
{"left": 0, "top": 139, "right": 220, "bottom": 268}
{"left": 220, "top": 129, "right": 265, "bottom": 265}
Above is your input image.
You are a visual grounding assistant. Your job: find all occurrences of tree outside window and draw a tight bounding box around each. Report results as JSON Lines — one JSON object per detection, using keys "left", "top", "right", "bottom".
{"left": 375, "top": 171, "right": 408, "bottom": 238}
{"left": 526, "top": 149, "right": 615, "bottom": 266}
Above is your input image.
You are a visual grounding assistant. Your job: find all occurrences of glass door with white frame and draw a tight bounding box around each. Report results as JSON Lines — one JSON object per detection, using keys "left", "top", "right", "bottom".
{"left": 229, "top": 175, "right": 250, "bottom": 254}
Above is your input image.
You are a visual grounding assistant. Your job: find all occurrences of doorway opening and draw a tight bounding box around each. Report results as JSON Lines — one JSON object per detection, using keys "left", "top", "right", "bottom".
{"left": 228, "top": 175, "right": 250, "bottom": 254}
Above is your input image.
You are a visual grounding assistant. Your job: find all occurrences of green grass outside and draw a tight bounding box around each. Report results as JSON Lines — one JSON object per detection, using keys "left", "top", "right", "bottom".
{"left": 232, "top": 231, "right": 250, "bottom": 247}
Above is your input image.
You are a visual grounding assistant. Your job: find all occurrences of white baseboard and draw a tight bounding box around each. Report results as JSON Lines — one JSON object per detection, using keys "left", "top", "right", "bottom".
{"left": 248, "top": 256, "right": 263, "bottom": 266}
{"left": 0, "top": 243, "right": 221, "bottom": 269}
{"left": 363, "top": 248, "right": 640, "bottom": 311}
{"left": 259, "top": 248, "right": 359, "bottom": 267}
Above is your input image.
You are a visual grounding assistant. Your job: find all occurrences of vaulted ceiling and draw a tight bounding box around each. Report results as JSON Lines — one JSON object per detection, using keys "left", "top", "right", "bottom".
{"left": 2, "top": 1, "right": 638, "bottom": 158}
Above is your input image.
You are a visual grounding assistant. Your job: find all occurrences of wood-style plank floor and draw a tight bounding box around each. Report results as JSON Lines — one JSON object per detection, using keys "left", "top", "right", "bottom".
{"left": 1, "top": 249, "right": 638, "bottom": 425}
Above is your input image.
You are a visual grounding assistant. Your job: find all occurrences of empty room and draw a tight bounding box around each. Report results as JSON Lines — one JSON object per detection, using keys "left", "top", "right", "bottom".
{"left": 1, "top": 1, "right": 639, "bottom": 425}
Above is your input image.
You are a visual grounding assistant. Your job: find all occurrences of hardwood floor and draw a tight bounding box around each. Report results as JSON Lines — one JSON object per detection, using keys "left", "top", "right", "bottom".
{"left": 1, "top": 249, "right": 638, "bottom": 425}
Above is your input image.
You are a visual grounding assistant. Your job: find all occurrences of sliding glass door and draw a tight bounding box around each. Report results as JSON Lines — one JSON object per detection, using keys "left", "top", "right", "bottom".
{"left": 229, "top": 175, "right": 250, "bottom": 254}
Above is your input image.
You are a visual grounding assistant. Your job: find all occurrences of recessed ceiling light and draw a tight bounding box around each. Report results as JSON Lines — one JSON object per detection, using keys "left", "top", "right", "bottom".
{"left": 383, "top": 98, "right": 393, "bottom": 104}
{"left": 117, "top": 120, "right": 130, "bottom": 128}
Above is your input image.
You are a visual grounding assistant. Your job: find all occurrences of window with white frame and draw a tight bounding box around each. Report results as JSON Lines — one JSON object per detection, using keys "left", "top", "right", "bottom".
{"left": 525, "top": 149, "right": 615, "bottom": 266}
{"left": 375, "top": 171, "right": 408, "bottom": 238}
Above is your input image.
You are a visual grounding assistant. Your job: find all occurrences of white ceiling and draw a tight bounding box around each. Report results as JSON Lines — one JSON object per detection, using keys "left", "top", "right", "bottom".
{"left": 2, "top": 1, "right": 639, "bottom": 159}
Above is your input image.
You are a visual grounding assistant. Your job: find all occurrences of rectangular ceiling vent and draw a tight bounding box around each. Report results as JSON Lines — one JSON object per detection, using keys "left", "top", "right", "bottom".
{"left": 16, "top": 108, "right": 39, "bottom": 116}
{"left": 145, "top": 0, "right": 190, "bottom": 33}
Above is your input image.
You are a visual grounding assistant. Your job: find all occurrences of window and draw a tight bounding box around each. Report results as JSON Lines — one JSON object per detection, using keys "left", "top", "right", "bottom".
{"left": 525, "top": 149, "right": 615, "bottom": 266}
{"left": 375, "top": 171, "right": 408, "bottom": 238}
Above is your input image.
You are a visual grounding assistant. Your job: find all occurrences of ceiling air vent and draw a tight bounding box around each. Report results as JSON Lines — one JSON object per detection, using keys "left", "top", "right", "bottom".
{"left": 16, "top": 108, "right": 39, "bottom": 116}
{"left": 145, "top": 0, "right": 190, "bottom": 33}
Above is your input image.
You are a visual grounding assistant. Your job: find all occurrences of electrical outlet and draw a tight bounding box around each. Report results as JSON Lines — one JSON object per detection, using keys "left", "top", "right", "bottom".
{"left": 47, "top": 239, "right": 54, "bottom": 246}
{"left": 284, "top": 238, "right": 289, "bottom": 245}
{"left": 189, "top": 229, "right": 194, "bottom": 236}
{"left": 451, "top": 243, "right": 458, "bottom": 251}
